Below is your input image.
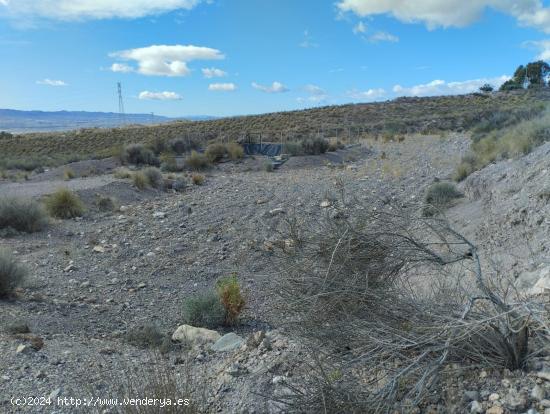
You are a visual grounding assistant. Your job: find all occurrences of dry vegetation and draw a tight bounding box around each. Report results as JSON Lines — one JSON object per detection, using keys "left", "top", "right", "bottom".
{"left": 1, "top": 90, "right": 548, "bottom": 169}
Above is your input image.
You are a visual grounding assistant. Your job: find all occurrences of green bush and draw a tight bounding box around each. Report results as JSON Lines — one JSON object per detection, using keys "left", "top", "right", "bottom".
{"left": 283, "top": 142, "right": 304, "bottom": 156}
{"left": 262, "top": 161, "right": 274, "bottom": 172}
{"left": 63, "top": 168, "right": 76, "bottom": 180}
{"left": 96, "top": 196, "right": 116, "bottom": 212}
{"left": 185, "top": 151, "right": 210, "bottom": 170}
{"left": 205, "top": 143, "right": 227, "bottom": 162}
{"left": 160, "top": 153, "right": 181, "bottom": 172}
{"left": 0, "top": 250, "right": 27, "bottom": 298}
{"left": 44, "top": 188, "right": 85, "bottom": 219}
{"left": 121, "top": 144, "right": 159, "bottom": 166}
{"left": 0, "top": 197, "right": 48, "bottom": 234}
{"left": 302, "top": 137, "right": 329, "bottom": 155}
{"left": 216, "top": 274, "right": 245, "bottom": 326}
{"left": 423, "top": 182, "right": 463, "bottom": 216}
{"left": 143, "top": 167, "right": 163, "bottom": 189}
{"left": 126, "top": 324, "right": 165, "bottom": 349}
{"left": 182, "top": 292, "right": 225, "bottom": 329}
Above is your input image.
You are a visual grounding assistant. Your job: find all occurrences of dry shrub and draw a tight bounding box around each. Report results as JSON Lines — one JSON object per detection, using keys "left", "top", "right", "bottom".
{"left": 423, "top": 181, "right": 462, "bottom": 216}
{"left": 185, "top": 151, "right": 210, "bottom": 171}
{"left": 191, "top": 174, "right": 204, "bottom": 186}
{"left": 142, "top": 167, "right": 163, "bottom": 189}
{"left": 63, "top": 168, "right": 76, "bottom": 180}
{"left": 85, "top": 355, "right": 201, "bottom": 414}
{"left": 205, "top": 143, "right": 227, "bottom": 162}
{"left": 96, "top": 195, "right": 116, "bottom": 212}
{"left": 114, "top": 167, "right": 133, "bottom": 179}
{"left": 216, "top": 274, "right": 245, "bottom": 326}
{"left": 225, "top": 142, "right": 244, "bottom": 160}
{"left": 0, "top": 250, "right": 27, "bottom": 298}
{"left": 274, "top": 192, "right": 549, "bottom": 412}
{"left": 44, "top": 188, "right": 85, "bottom": 219}
{"left": 0, "top": 197, "right": 48, "bottom": 234}
{"left": 132, "top": 172, "right": 149, "bottom": 190}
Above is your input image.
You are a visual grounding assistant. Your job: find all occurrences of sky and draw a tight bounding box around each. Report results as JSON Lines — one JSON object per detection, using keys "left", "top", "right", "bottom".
{"left": 0, "top": 0, "right": 549, "bottom": 117}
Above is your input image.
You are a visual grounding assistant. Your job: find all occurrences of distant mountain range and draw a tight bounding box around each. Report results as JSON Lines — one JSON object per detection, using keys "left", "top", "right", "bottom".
{"left": 0, "top": 109, "right": 217, "bottom": 134}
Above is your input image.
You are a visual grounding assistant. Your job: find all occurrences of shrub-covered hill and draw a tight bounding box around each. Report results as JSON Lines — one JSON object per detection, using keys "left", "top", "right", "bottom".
{"left": 1, "top": 89, "right": 548, "bottom": 166}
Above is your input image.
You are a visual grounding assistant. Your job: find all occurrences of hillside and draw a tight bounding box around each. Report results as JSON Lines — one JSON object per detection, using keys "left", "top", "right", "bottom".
{"left": 1, "top": 90, "right": 548, "bottom": 167}
{"left": 0, "top": 109, "right": 220, "bottom": 134}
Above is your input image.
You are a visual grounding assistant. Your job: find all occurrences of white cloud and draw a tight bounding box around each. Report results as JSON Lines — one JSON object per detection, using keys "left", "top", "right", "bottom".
{"left": 138, "top": 91, "right": 182, "bottom": 101}
{"left": 110, "top": 44, "right": 224, "bottom": 77}
{"left": 369, "top": 31, "right": 399, "bottom": 43}
{"left": 36, "top": 78, "right": 67, "bottom": 86}
{"left": 0, "top": 0, "right": 203, "bottom": 21}
{"left": 299, "top": 30, "right": 319, "bottom": 48}
{"left": 110, "top": 63, "right": 134, "bottom": 73}
{"left": 299, "top": 84, "right": 328, "bottom": 103}
{"left": 353, "top": 21, "right": 367, "bottom": 34}
{"left": 524, "top": 39, "right": 550, "bottom": 60}
{"left": 208, "top": 82, "right": 236, "bottom": 91}
{"left": 336, "top": 0, "right": 550, "bottom": 33}
{"left": 252, "top": 81, "right": 289, "bottom": 93}
{"left": 392, "top": 76, "right": 511, "bottom": 96}
{"left": 346, "top": 88, "right": 386, "bottom": 101}
{"left": 202, "top": 67, "right": 227, "bottom": 78}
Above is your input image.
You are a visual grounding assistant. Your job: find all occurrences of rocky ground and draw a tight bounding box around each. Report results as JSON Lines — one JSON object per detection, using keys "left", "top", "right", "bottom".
{"left": 0, "top": 133, "right": 549, "bottom": 413}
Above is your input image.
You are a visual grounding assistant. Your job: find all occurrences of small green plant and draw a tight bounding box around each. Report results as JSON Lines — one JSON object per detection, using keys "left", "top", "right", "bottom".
{"left": 205, "top": 143, "right": 227, "bottom": 162}
{"left": 142, "top": 167, "right": 163, "bottom": 189}
{"left": 132, "top": 172, "right": 149, "bottom": 190}
{"left": 182, "top": 292, "right": 225, "bottom": 329}
{"left": 191, "top": 174, "right": 204, "bottom": 185}
{"left": 423, "top": 182, "right": 463, "bottom": 216}
{"left": 216, "top": 274, "right": 245, "bottom": 326}
{"left": 160, "top": 153, "right": 181, "bottom": 172}
{"left": 0, "top": 197, "right": 48, "bottom": 234}
{"left": 96, "top": 196, "right": 116, "bottom": 212}
{"left": 225, "top": 142, "right": 244, "bottom": 160}
{"left": 185, "top": 151, "right": 210, "bottom": 170}
{"left": 0, "top": 250, "right": 27, "bottom": 298}
{"left": 262, "top": 161, "right": 274, "bottom": 172}
{"left": 44, "top": 188, "right": 85, "bottom": 219}
{"left": 126, "top": 324, "right": 165, "bottom": 349}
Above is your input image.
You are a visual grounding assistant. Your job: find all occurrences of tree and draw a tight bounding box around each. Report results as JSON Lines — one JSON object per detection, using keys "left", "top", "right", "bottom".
{"left": 526, "top": 60, "right": 550, "bottom": 88}
{"left": 479, "top": 83, "right": 494, "bottom": 93}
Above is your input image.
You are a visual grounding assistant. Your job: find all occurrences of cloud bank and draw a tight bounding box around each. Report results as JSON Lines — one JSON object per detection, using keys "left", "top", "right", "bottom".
{"left": 138, "top": 91, "right": 182, "bottom": 100}
{"left": 252, "top": 81, "right": 289, "bottom": 93}
{"left": 110, "top": 44, "right": 224, "bottom": 77}
{"left": 36, "top": 78, "right": 67, "bottom": 86}
{"left": 208, "top": 83, "right": 236, "bottom": 91}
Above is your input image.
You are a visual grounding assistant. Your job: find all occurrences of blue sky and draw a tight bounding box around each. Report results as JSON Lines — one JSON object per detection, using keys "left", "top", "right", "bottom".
{"left": 0, "top": 0, "right": 549, "bottom": 117}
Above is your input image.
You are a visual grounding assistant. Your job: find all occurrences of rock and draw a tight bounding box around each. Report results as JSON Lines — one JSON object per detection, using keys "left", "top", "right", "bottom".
{"left": 64, "top": 263, "right": 77, "bottom": 272}
{"left": 532, "top": 269, "right": 550, "bottom": 294}
{"left": 16, "top": 344, "right": 29, "bottom": 354}
{"left": 464, "top": 390, "right": 480, "bottom": 402}
{"left": 486, "top": 406, "right": 504, "bottom": 414}
{"left": 470, "top": 401, "right": 483, "bottom": 413}
{"left": 504, "top": 389, "right": 526, "bottom": 410}
{"left": 268, "top": 208, "right": 285, "bottom": 216}
{"left": 211, "top": 332, "right": 244, "bottom": 352}
{"left": 537, "top": 371, "right": 550, "bottom": 382}
{"left": 246, "top": 331, "right": 265, "bottom": 349}
{"left": 272, "top": 375, "right": 287, "bottom": 385}
{"left": 92, "top": 245, "right": 105, "bottom": 253}
{"left": 488, "top": 393, "right": 500, "bottom": 402}
{"left": 256, "top": 198, "right": 268, "bottom": 205}
{"left": 172, "top": 325, "right": 221, "bottom": 345}
{"left": 516, "top": 266, "right": 550, "bottom": 294}
{"left": 541, "top": 399, "right": 550, "bottom": 408}
{"left": 532, "top": 385, "right": 546, "bottom": 401}
{"left": 48, "top": 388, "right": 61, "bottom": 400}
{"left": 153, "top": 211, "right": 166, "bottom": 219}
{"left": 320, "top": 200, "right": 331, "bottom": 208}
